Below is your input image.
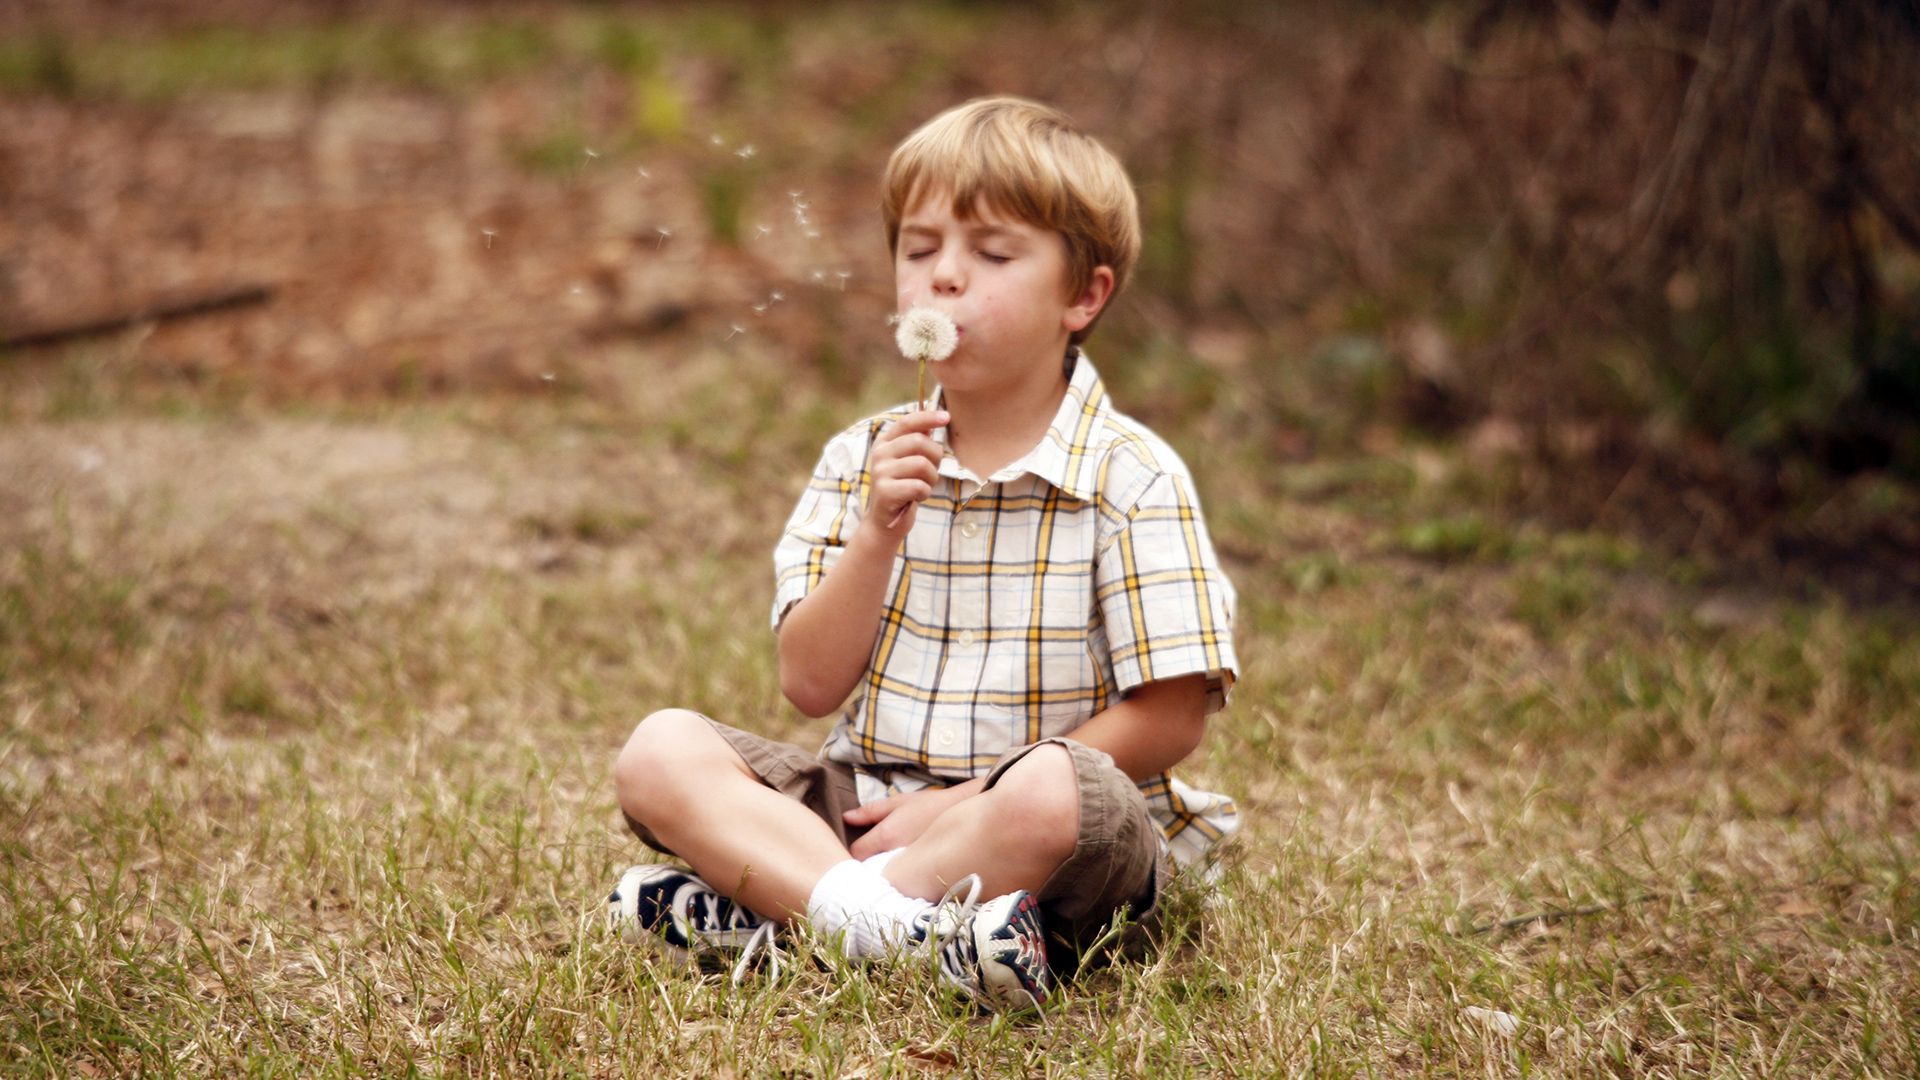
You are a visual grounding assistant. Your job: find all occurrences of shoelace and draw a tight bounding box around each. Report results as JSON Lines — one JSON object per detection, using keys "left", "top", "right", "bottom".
{"left": 688, "top": 888, "right": 760, "bottom": 935}
{"left": 912, "top": 873, "right": 983, "bottom": 955}
{"left": 730, "top": 922, "right": 782, "bottom": 986}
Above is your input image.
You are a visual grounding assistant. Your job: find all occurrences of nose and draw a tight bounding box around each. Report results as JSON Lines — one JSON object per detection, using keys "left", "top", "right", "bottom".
{"left": 931, "top": 247, "right": 964, "bottom": 295}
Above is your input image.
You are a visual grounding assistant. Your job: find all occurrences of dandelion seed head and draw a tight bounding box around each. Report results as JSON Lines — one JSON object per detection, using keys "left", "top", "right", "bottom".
{"left": 734, "top": 144, "right": 756, "bottom": 159}
{"left": 894, "top": 307, "right": 958, "bottom": 364}
{"left": 584, "top": 147, "right": 600, "bottom": 160}
{"left": 769, "top": 290, "right": 785, "bottom": 302}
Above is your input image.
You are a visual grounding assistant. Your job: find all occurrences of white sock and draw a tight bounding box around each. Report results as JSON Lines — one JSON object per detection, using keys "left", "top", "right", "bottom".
{"left": 805, "top": 857, "right": 930, "bottom": 958}
{"left": 860, "top": 847, "right": 906, "bottom": 875}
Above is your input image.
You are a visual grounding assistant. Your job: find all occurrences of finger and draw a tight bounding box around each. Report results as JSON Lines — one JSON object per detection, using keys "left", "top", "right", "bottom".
{"left": 877, "top": 410, "right": 950, "bottom": 443}
{"left": 898, "top": 434, "right": 944, "bottom": 464}
{"left": 878, "top": 456, "right": 938, "bottom": 488}
{"left": 848, "top": 834, "right": 876, "bottom": 859}
{"left": 845, "top": 796, "right": 897, "bottom": 824}
{"left": 871, "top": 434, "right": 944, "bottom": 469}
{"left": 872, "top": 433, "right": 935, "bottom": 461}
{"left": 874, "top": 479, "right": 933, "bottom": 508}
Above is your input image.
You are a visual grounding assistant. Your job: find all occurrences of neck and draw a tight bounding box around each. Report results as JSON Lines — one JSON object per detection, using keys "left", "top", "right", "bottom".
{"left": 942, "top": 352, "right": 1071, "bottom": 479}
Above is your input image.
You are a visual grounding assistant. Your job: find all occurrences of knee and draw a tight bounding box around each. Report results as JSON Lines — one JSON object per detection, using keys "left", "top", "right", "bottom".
{"left": 613, "top": 708, "right": 709, "bottom": 820}
{"left": 985, "top": 744, "right": 1081, "bottom": 860}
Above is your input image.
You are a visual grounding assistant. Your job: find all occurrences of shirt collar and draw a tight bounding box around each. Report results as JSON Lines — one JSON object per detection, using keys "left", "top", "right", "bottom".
{"left": 932, "top": 348, "right": 1109, "bottom": 502}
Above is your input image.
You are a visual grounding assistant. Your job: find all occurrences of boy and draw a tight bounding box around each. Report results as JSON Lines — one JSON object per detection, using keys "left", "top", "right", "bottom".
{"left": 609, "top": 96, "right": 1239, "bottom": 1011}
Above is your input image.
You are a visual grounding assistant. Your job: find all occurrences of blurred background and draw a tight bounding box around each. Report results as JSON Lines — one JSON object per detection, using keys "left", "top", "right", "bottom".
{"left": 3, "top": 0, "right": 1917, "bottom": 593}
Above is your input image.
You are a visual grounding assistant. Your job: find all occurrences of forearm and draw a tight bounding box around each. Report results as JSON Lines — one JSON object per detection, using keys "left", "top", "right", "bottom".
{"left": 776, "top": 524, "right": 902, "bottom": 717}
{"left": 1059, "top": 674, "right": 1209, "bottom": 781}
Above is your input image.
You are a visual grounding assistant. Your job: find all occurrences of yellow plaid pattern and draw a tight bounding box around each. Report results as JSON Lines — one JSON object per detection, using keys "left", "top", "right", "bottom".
{"left": 772, "top": 354, "right": 1241, "bottom": 867}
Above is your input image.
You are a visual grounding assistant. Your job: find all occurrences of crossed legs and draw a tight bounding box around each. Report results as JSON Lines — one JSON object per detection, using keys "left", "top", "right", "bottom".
{"left": 613, "top": 708, "right": 1079, "bottom": 921}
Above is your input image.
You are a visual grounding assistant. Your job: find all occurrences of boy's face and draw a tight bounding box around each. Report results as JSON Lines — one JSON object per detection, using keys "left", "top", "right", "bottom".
{"left": 894, "top": 190, "right": 1107, "bottom": 398}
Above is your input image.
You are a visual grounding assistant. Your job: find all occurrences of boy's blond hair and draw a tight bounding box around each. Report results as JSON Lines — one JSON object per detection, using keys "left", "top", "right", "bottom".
{"left": 882, "top": 96, "right": 1141, "bottom": 345}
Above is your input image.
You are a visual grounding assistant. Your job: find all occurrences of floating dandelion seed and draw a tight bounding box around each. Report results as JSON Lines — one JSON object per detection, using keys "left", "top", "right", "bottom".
{"left": 724, "top": 323, "right": 746, "bottom": 341}
{"left": 710, "top": 134, "right": 726, "bottom": 148}
{"left": 835, "top": 270, "right": 851, "bottom": 290}
{"left": 752, "top": 303, "right": 768, "bottom": 315}
{"left": 753, "top": 224, "right": 771, "bottom": 240}
{"left": 806, "top": 230, "right": 821, "bottom": 240}
{"left": 480, "top": 228, "right": 497, "bottom": 249}
{"left": 810, "top": 269, "right": 827, "bottom": 283}
{"left": 584, "top": 147, "right": 600, "bottom": 161}
{"left": 635, "top": 166, "right": 651, "bottom": 179}
{"left": 541, "top": 372, "right": 556, "bottom": 382}
{"left": 769, "top": 290, "right": 785, "bottom": 303}
{"left": 655, "top": 227, "right": 673, "bottom": 248}
{"left": 734, "top": 144, "right": 756, "bottom": 159}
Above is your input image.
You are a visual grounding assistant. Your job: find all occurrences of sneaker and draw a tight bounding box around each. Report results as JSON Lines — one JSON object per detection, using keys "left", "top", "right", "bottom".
{"left": 906, "top": 875, "right": 1051, "bottom": 1012}
{"left": 607, "top": 864, "right": 772, "bottom": 966}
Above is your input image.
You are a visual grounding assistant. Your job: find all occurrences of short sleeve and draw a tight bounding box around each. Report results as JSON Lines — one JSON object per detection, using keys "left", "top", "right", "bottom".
{"left": 1094, "top": 470, "right": 1239, "bottom": 712}
{"left": 770, "top": 428, "right": 872, "bottom": 631}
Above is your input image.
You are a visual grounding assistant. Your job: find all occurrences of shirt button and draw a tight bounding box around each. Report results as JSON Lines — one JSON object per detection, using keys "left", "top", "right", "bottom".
{"left": 959, "top": 520, "right": 980, "bottom": 540}
{"left": 957, "top": 629, "right": 976, "bottom": 647}
{"left": 936, "top": 730, "right": 955, "bottom": 748}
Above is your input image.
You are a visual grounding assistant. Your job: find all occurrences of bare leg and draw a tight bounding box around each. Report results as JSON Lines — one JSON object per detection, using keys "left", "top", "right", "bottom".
{"left": 614, "top": 709, "right": 849, "bottom": 922}
{"left": 883, "top": 744, "right": 1080, "bottom": 902}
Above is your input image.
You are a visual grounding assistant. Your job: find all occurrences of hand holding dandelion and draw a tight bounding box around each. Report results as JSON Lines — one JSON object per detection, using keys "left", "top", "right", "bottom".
{"left": 895, "top": 306, "right": 958, "bottom": 412}
{"left": 879, "top": 306, "right": 958, "bottom": 530}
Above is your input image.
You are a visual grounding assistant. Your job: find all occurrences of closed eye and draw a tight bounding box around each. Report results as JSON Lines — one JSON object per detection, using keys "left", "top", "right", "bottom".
{"left": 979, "top": 252, "right": 1011, "bottom": 264}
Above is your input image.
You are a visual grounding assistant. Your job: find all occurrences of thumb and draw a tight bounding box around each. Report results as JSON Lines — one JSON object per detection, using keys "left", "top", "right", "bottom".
{"left": 843, "top": 796, "right": 894, "bottom": 825}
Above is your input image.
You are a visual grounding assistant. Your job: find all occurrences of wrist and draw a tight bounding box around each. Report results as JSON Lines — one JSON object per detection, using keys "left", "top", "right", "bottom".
{"left": 852, "top": 514, "right": 907, "bottom": 552}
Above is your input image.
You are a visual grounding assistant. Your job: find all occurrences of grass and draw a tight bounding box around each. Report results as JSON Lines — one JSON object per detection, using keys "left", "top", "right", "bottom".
{"left": 1, "top": 338, "right": 1915, "bottom": 1076}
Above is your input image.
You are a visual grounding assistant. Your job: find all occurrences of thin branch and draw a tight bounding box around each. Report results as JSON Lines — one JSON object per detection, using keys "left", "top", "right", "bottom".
{"left": 1, "top": 284, "right": 275, "bottom": 351}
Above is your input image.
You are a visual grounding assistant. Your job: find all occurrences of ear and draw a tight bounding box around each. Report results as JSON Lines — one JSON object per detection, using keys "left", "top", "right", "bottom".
{"left": 1062, "top": 266, "right": 1116, "bottom": 335}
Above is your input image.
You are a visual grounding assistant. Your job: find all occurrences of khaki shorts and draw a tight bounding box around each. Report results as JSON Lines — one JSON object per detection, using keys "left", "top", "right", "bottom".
{"left": 623, "top": 715, "right": 1172, "bottom": 976}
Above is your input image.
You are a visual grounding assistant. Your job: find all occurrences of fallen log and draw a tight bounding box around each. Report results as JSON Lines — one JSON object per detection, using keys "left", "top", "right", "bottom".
{"left": 0, "top": 283, "right": 276, "bottom": 350}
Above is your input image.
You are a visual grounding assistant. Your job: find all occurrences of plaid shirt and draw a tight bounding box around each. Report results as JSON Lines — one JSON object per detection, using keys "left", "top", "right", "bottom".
{"left": 771, "top": 353, "right": 1241, "bottom": 867}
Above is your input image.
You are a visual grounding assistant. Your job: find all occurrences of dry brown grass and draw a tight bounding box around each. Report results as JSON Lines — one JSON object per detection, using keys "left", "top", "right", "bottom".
{"left": 3, "top": 339, "right": 1916, "bottom": 1074}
